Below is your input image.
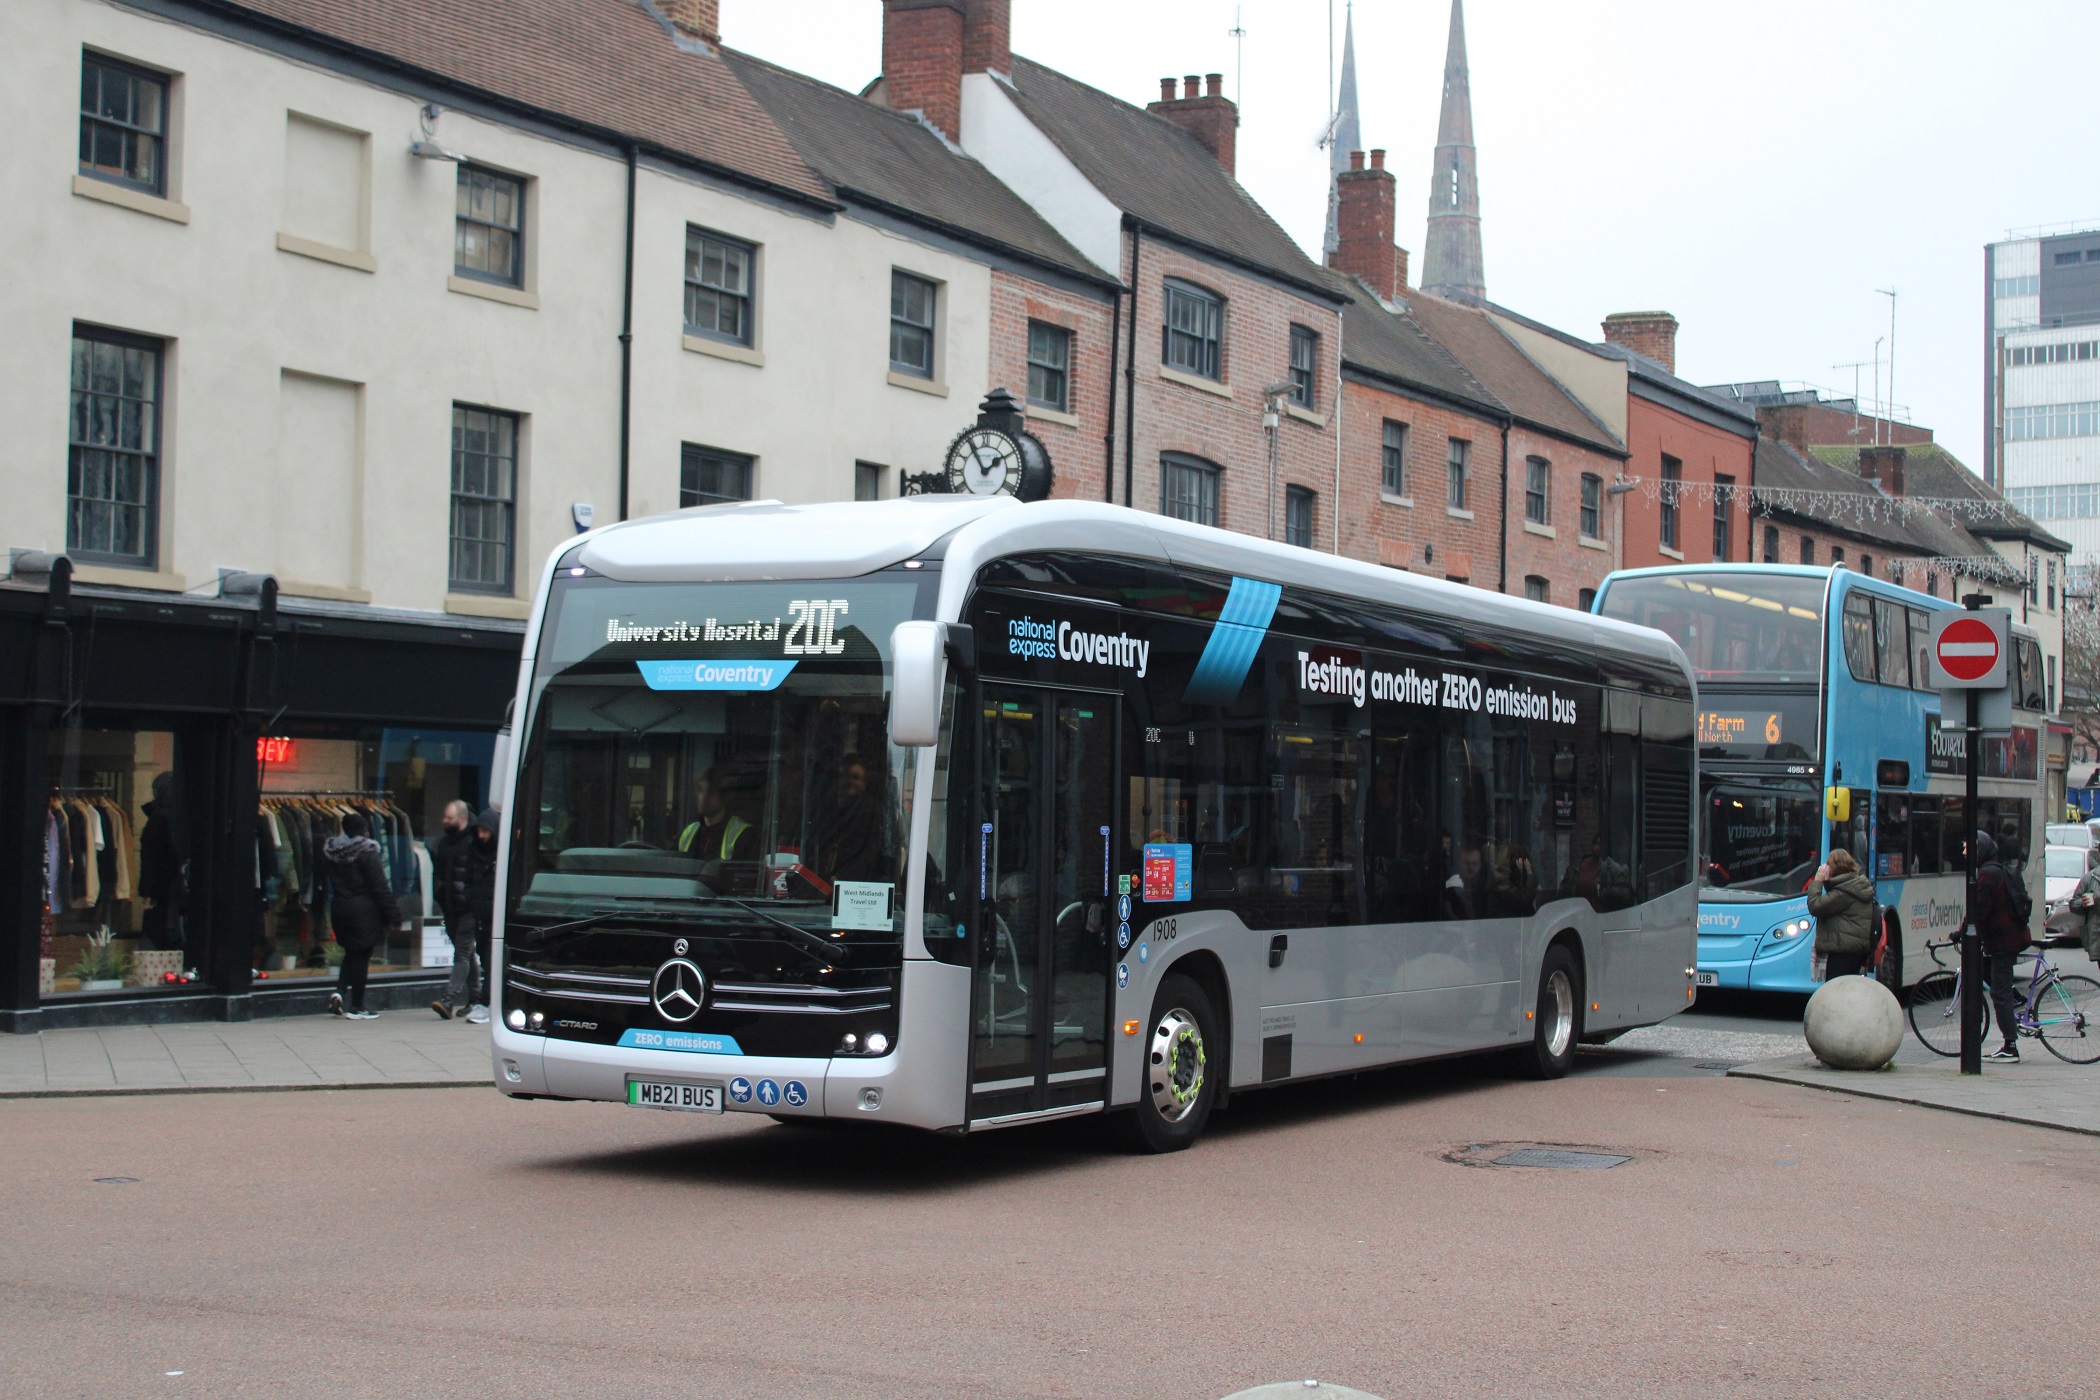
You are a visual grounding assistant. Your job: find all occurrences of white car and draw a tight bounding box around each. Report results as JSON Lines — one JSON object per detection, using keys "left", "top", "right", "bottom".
{"left": 2045, "top": 821, "right": 2095, "bottom": 850}
{"left": 2042, "top": 844, "right": 2090, "bottom": 946}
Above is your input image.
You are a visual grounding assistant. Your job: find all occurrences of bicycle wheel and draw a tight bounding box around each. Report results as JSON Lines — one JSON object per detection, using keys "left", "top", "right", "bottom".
{"left": 2034, "top": 973, "right": 2100, "bottom": 1065}
{"left": 1909, "top": 970, "right": 1988, "bottom": 1057}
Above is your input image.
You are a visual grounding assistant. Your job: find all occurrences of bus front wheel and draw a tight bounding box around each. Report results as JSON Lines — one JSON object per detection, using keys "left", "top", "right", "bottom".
{"left": 1514, "top": 944, "right": 1583, "bottom": 1080}
{"left": 1118, "top": 973, "right": 1219, "bottom": 1153}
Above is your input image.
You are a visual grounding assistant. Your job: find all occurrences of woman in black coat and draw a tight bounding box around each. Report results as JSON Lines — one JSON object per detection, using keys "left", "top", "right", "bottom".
{"left": 325, "top": 812, "right": 401, "bottom": 1019}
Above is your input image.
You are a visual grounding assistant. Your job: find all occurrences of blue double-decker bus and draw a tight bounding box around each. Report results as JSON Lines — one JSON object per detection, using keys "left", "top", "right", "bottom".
{"left": 1594, "top": 565, "right": 2049, "bottom": 994}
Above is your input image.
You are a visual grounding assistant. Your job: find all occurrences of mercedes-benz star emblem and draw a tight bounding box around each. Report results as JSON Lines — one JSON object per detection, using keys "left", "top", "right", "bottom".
{"left": 651, "top": 958, "right": 707, "bottom": 1023}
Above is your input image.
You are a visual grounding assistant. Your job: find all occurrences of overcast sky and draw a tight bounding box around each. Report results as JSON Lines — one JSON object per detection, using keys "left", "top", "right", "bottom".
{"left": 723, "top": 0, "right": 2100, "bottom": 472}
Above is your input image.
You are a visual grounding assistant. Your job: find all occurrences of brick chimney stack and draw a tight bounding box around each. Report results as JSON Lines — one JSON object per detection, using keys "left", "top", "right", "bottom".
{"left": 1147, "top": 71, "right": 1238, "bottom": 175}
{"left": 660, "top": 0, "right": 718, "bottom": 44}
{"left": 879, "top": 1, "right": 1007, "bottom": 143}
{"left": 1601, "top": 311, "right": 1679, "bottom": 376}
{"left": 1859, "top": 444, "right": 1908, "bottom": 498}
{"left": 1331, "top": 148, "right": 1409, "bottom": 300}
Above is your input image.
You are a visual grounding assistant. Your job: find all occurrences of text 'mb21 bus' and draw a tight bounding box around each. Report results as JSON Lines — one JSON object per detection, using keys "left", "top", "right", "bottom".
{"left": 1594, "top": 564, "right": 2049, "bottom": 995}
{"left": 491, "top": 497, "right": 1700, "bottom": 1149}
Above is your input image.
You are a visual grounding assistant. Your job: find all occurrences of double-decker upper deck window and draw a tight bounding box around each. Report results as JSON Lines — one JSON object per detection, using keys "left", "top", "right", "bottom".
{"left": 450, "top": 405, "right": 518, "bottom": 594}
{"left": 1581, "top": 472, "right": 1603, "bottom": 538}
{"left": 1524, "top": 456, "right": 1551, "bottom": 525}
{"left": 1026, "top": 320, "right": 1070, "bottom": 411}
{"left": 1163, "top": 280, "right": 1222, "bottom": 380}
{"left": 890, "top": 271, "right": 936, "bottom": 379}
{"left": 684, "top": 228, "right": 753, "bottom": 344}
{"left": 455, "top": 165, "right": 525, "bottom": 286}
{"left": 68, "top": 327, "right": 161, "bottom": 566}
{"left": 1288, "top": 325, "right": 1318, "bottom": 407}
{"left": 79, "top": 54, "right": 167, "bottom": 194}
{"left": 1381, "top": 420, "right": 1408, "bottom": 496}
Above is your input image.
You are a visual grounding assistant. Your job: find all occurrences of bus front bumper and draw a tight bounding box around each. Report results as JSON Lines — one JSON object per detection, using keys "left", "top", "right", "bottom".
{"left": 1698, "top": 928, "right": 1817, "bottom": 993}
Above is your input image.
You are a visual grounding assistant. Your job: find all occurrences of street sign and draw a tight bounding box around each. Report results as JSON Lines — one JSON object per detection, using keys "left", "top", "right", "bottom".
{"left": 1928, "top": 608, "right": 2008, "bottom": 689}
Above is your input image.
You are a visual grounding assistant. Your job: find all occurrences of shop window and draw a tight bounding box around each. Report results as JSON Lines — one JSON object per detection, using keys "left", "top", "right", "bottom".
{"left": 450, "top": 404, "right": 518, "bottom": 594}
{"left": 42, "top": 727, "right": 179, "bottom": 997}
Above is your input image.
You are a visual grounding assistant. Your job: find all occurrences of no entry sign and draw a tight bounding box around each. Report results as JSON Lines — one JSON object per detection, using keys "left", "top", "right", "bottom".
{"left": 1928, "top": 608, "right": 2009, "bottom": 689}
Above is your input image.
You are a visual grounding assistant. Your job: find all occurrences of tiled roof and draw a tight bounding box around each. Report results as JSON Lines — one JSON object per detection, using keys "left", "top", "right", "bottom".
{"left": 1335, "top": 279, "right": 1502, "bottom": 417}
{"left": 1004, "top": 58, "right": 1333, "bottom": 295}
{"left": 723, "top": 51, "right": 1111, "bottom": 282}
{"left": 1485, "top": 302, "right": 1759, "bottom": 433}
{"left": 223, "top": 0, "right": 832, "bottom": 204}
{"left": 1404, "top": 292, "right": 1626, "bottom": 454}
{"left": 1810, "top": 443, "right": 2072, "bottom": 553}
{"left": 1753, "top": 438, "right": 1981, "bottom": 559}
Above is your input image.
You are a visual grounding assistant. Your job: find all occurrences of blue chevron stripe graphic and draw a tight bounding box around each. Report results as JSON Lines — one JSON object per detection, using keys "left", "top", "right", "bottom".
{"left": 1183, "top": 577, "right": 1281, "bottom": 705}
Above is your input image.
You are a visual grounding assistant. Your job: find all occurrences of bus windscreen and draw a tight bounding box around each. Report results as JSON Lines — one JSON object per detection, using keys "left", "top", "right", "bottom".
{"left": 1703, "top": 777, "right": 1822, "bottom": 902}
{"left": 1599, "top": 572, "right": 1825, "bottom": 684}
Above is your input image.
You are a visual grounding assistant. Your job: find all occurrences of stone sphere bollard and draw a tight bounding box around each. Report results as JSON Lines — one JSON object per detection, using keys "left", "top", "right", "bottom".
{"left": 1803, "top": 974, "right": 1904, "bottom": 1070}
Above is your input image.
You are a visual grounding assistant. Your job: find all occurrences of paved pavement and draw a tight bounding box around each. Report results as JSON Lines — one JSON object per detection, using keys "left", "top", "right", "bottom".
{"left": 4, "top": 1061, "right": 2093, "bottom": 1398}
{"left": 0, "top": 1012, "right": 490, "bottom": 1096}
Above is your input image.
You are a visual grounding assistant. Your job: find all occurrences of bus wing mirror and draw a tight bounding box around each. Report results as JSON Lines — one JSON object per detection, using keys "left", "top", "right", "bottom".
{"left": 1825, "top": 787, "right": 1850, "bottom": 823}
{"left": 890, "top": 621, "right": 947, "bottom": 748}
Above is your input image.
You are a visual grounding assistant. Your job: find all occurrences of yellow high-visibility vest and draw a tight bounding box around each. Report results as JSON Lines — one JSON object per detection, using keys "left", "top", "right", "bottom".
{"left": 679, "top": 814, "right": 751, "bottom": 859}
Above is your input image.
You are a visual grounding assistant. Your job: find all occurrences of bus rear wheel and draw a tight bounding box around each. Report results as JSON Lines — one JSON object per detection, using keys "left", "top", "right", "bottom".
{"left": 1514, "top": 944, "right": 1583, "bottom": 1080}
{"left": 1117, "top": 973, "right": 1219, "bottom": 1154}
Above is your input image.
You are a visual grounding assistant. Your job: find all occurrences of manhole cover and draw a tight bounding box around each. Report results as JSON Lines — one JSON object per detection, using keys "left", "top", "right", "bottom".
{"left": 1489, "top": 1148, "right": 1629, "bottom": 1170}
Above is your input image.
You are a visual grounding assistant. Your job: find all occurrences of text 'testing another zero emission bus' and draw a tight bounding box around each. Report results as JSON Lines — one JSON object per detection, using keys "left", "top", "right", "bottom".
{"left": 1594, "top": 564, "right": 2050, "bottom": 996}
{"left": 489, "top": 497, "right": 1700, "bottom": 1150}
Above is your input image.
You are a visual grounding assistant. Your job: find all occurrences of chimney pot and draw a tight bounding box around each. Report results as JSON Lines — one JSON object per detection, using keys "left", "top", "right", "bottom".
{"left": 1859, "top": 445, "right": 1908, "bottom": 498}
{"left": 960, "top": 0, "right": 1010, "bottom": 77}
{"left": 1147, "top": 68, "right": 1240, "bottom": 175}
{"left": 1184, "top": 74, "right": 1200, "bottom": 99}
{"left": 1369, "top": 147, "right": 1385, "bottom": 170}
{"left": 1601, "top": 311, "right": 1681, "bottom": 377}
{"left": 1331, "top": 147, "right": 1401, "bottom": 300}
{"left": 1205, "top": 72, "right": 1223, "bottom": 97}
{"left": 1160, "top": 77, "right": 1176, "bottom": 101}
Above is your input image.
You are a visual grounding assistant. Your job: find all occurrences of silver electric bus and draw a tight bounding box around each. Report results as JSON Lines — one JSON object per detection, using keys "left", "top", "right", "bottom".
{"left": 489, "top": 496, "right": 1699, "bottom": 1149}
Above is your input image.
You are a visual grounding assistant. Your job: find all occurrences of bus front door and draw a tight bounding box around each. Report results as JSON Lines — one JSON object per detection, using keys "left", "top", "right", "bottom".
{"left": 971, "top": 687, "right": 1117, "bottom": 1124}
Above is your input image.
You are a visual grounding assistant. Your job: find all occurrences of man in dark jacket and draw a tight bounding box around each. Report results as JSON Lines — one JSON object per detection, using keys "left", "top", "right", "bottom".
{"left": 1972, "top": 831, "right": 2033, "bottom": 1060}
{"left": 326, "top": 812, "right": 401, "bottom": 1020}
{"left": 428, "top": 800, "right": 477, "bottom": 1020}
{"left": 461, "top": 809, "right": 500, "bottom": 1025}
{"left": 1806, "top": 847, "right": 1877, "bottom": 979}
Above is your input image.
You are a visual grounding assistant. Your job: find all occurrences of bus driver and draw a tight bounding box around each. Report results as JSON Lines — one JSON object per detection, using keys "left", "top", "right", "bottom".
{"left": 679, "top": 766, "right": 757, "bottom": 863}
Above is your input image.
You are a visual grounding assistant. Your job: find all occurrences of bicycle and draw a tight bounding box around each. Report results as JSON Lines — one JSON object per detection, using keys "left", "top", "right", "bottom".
{"left": 1907, "top": 938, "right": 2100, "bottom": 1063}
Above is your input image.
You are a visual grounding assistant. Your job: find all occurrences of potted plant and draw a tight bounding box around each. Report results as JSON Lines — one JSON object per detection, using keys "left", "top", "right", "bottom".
{"left": 66, "top": 943, "right": 130, "bottom": 992}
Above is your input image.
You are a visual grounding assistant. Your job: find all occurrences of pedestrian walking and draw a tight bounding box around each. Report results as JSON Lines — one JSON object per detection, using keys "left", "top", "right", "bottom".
{"left": 462, "top": 808, "right": 500, "bottom": 1025}
{"left": 324, "top": 812, "right": 400, "bottom": 1020}
{"left": 1972, "top": 831, "right": 2033, "bottom": 1061}
{"left": 1805, "top": 847, "right": 1877, "bottom": 979}
{"left": 428, "top": 800, "right": 477, "bottom": 1020}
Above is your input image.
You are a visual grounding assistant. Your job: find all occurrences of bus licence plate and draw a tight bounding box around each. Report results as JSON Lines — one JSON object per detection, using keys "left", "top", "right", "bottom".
{"left": 1694, "top": 971, "right": 1718, "bottom": 987}
{"left": 627, "top": 1080, "right": 723, "bottom": 1113}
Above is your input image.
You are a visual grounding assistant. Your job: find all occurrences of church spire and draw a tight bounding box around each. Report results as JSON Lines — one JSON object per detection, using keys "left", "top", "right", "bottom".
{"left": 1322, "top": 3, "right": 1362, "bottom": 262}
{"left": 1419, "top": 0, "right": 1485, "bottom": 302}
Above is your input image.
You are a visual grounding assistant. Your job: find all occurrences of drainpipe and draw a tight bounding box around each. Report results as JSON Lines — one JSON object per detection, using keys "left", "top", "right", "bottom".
{"left": 617, "top": 142, "right": 638, "bottom": 521}
{"left": 1740, "top": 423, "right": 1759, "bottom": 562}
{"left": 1497, "top": 418, "right": 1511, "bottom": 592}
{"left": 1332, "top": 302, "right": 1343, "bottom": 554}
{"left": 1123, "top": 223, "right": 1142, "bottom": 508}
{"left": 1102, "top": 281, "right": 1122, "bottom": 503}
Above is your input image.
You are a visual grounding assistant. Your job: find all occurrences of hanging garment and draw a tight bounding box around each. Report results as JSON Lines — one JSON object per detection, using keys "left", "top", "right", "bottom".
{"left": 64, "top": 800, "right": 91, "bottom": 907}
{"left": 44, "top": 807, "right": 65, "bottom": 915}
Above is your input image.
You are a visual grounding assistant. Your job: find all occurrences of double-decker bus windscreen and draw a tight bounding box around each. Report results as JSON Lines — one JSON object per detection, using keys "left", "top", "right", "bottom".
{"left": 1598, "top": 572, "right": 1825, "bottom": 685}
{"left": 512, "top": 574, "right": 924, "bottom": 939}
{"left": 1703, "top": 776, "right": 1822, "bottom": 902}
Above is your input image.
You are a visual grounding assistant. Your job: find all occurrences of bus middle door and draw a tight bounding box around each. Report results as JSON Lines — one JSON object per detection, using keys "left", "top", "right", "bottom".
{"left": 971, "top": 686, "right": 1117, "bottom": 1124}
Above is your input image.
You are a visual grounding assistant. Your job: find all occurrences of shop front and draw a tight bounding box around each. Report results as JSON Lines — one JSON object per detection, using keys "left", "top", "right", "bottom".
{"left": 1, "top": 559, "right": 520, "bottom": 1032}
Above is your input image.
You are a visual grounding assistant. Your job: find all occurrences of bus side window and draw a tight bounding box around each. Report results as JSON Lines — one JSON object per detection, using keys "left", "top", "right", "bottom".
{"left": 1909, "top": 795, "right": 1942, "bottom": 874}
{"left": 1841, "top": 593, "right": 1876, "bottom": 682}
{"left": 1940, "top": 798, "right": 1968, "bottom": 872}
{"left": 1875, "top": 794, "right": 1909, "bottom": 878}
{"left": 1597, "top": 690, "right": 1640, "bottom": 911}
{"left": 1873, "top": 598, "right": 1911, "bottom": 689}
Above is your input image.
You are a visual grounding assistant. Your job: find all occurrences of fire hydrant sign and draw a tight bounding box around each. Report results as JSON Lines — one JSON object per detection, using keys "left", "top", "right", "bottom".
{"left": 1928, "top": 609, "right": 2008, "bottom": 689}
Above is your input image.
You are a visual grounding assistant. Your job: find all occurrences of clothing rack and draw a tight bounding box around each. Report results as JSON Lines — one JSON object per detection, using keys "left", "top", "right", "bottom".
{"left": 261, "top": 790, "right": 397, "bottom": 800}
{"left": 52, "top": 783, "right": 120, "bottom": 796}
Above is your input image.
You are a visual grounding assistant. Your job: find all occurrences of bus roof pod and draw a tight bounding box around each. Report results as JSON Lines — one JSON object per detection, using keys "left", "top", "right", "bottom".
{"left": 570, "top": 494, "right": 1019, "bottom": 582}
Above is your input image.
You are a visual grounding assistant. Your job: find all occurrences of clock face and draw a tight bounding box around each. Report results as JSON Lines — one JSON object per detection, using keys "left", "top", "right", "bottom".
{"left": 947, "top": 428, "right": 1021, "bottom": 497}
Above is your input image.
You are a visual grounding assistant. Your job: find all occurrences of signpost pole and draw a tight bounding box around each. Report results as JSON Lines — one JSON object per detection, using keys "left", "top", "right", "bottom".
{"left": 1957, "top": 594, "right": 1989, "bottom": 1076}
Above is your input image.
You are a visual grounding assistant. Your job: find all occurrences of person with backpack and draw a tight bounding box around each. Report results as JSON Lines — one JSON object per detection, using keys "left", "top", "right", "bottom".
{"left": 324, "top": 812, "right": 401, "bottom": 1020}
{"left": 1971, "top": 831, "right": 2034, "bottom": 1061}
{"left": 1805, "top": 847, "right": 1877, "bottom": 979}
{"left": 2067, "top": 843, "right": 2100, "bottom": 966}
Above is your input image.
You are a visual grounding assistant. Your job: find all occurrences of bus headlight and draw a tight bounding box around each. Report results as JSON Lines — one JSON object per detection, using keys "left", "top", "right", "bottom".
{"left": 1765, "top": 918, "right": 1812, "bottom": 942}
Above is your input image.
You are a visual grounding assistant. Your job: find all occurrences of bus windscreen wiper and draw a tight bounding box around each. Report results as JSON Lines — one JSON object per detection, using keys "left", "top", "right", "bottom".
{"left": 712, "top": 896, "right": 854, "bottom": 967}
{"left": 507, "top": 911, "right": 628, "bottom": 952}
